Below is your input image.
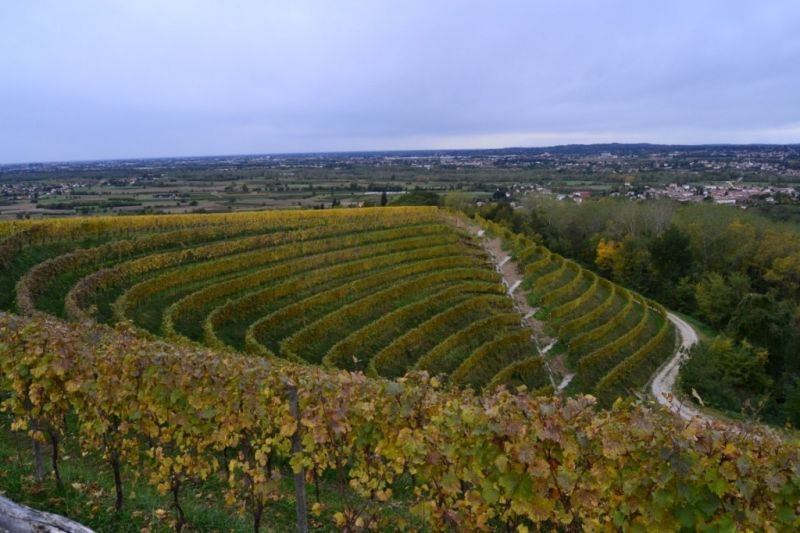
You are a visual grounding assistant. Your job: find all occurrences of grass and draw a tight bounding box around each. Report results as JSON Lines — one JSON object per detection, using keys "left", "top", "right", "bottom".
{"left": 672, "top": 311, "right": 717, "bottom": 341}
{"left": 0, "top": 413, "right": 424, "bottom": 532}
{"left": 0, "top": 237, "right": 113, "bottom": 312}
{"left": 544, "top": 341, "right": 566, "bottom": 359}
{"left": 0, "top": 415, "right": 251, "bottom": 532}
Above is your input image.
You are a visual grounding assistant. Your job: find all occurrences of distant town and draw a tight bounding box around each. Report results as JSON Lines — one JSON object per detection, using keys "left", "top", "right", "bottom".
{"left": 502, "top": 180, "right": 799, "bottom": 207}
{"left": 1, "top": 143, "right": 799, "bottom": 219}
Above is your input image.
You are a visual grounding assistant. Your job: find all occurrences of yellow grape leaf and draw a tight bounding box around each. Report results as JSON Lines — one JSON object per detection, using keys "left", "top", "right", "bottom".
{"left": 279, "top": 420, "right": 297, "bottom": 437}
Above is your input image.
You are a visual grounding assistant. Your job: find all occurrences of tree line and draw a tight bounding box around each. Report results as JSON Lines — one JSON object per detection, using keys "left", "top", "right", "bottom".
{"left": 473, "top": 196, "right": 800, "bottom": 426}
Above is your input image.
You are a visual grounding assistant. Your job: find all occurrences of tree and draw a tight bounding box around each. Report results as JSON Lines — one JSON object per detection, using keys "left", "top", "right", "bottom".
{"left": 595, "top": 238, "right": 620, "bottom": 274}
{"left": 492, "top": 187, "right": 509, "bottom": 200}
{"left": 680, "top": 336, "right": 772, "bottom": 415}
{"left": 728, "top": 293, "right": 794, "bottom": 375}
{"left": 649, "top": 225, "right": 692, "bottom": 281}
{"left": 389, "top": 190, "right": 440, "bottom": 206}
{"left": 765, "top": 250, "right": 800, "bottom": 300}
{"left": 443, "top": 192, "right": 477, "bottom": 215}
{"left": 780, "top": 377, "right": 800, "bottom": 427}
{"left": 694, "top": 272, "right": 750, "bottom": 329}
{"left": 724, "top": 220, "right": 757, "bottom": 273}
{"left": 677, "top": 205, "right": 742, "bottom": 272}
{"left": 596, "top": 236, "right": 657, "bottom": 291}
{"left": 642, "top": 199, "right": 675, "bottom": 236}
{"left": 380, "top": 191, "right": 388, "bottom": 206}
{"left": 479, "top": 202, "right": 532, "bottom": 234}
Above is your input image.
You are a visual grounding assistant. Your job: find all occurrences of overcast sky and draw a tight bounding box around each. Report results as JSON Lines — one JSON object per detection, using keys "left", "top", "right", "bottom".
{"left": 1, "top": 1, "right": 799, "bottom": 163}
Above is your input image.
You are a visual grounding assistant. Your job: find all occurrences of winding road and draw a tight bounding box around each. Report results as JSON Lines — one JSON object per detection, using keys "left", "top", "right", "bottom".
{"left": 650, "top": 312, "right": 705, "bottom": 422}
{"left": 470, "top": 220, "right": 709, "bottom": 422}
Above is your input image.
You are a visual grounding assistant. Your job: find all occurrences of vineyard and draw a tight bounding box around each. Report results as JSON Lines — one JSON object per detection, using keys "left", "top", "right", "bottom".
{"left": 0, "top": 207, "right": 556, "bottom": 391}
{"left": 1, "top": 208, "right": 798, "bottom": 531}
{"left": 474, "top": 217, "right": 677, "bottom": 404}
{"left": 0, "top": 207, "right": 676, "bottom": 397}
{"left": 2, "top": 313, "right": 799, "bottom": 532}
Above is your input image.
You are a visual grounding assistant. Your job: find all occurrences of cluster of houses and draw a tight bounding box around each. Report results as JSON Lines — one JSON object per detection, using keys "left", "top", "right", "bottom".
{"left": 0, "top": 181, "right": 87, "bottom": 201}
{"left": 498, "top": 181, "right": 799, "bottom": 209}
{"left": 646, "top": 182, "right": 799, "bottom": 205}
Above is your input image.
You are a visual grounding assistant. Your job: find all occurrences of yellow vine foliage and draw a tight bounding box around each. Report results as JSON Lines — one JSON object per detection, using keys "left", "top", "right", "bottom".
{"left": 1, "top": 312, "right": 798, "bottom": 531}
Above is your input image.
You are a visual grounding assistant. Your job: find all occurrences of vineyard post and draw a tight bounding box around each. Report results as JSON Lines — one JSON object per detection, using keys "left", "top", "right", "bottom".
{"left": 29, "top": 418, "right": 46, "bottom": 482}
{"left": 285, "top": 383, "right": 309, "bottom": 533}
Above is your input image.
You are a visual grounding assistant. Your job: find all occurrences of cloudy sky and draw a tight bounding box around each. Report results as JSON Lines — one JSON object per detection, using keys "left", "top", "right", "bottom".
{"left": 1, "top": 1, "right": 799, "bottom": 163}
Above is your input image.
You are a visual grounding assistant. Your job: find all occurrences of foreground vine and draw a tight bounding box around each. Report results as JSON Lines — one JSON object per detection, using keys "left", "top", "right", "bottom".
{"left": 1, "top": 312, "right": 798, "bottom": 531}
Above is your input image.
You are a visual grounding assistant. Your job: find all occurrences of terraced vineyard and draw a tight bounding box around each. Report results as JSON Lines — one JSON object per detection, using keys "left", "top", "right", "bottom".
{"left": 5, "top": 209, "right": 798, "bottom": 533}
{"left": 0, "top": 207, "right": 553, "bottom": 391}
{"left": 475, "top": 216, "right": 677, "bottom": 403}
{"left": 0, "top": 208, "right": 676, "bottom": 399}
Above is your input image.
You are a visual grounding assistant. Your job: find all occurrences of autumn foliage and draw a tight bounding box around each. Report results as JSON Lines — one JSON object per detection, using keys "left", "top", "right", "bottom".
{"left": 2, "top": 313, "right": 799, "bottom": 531}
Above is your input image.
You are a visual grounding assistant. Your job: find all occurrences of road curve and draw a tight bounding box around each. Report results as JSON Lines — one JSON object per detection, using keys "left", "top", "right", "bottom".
{"left": 650, "top": 312, "right": 705, "bottom": 421}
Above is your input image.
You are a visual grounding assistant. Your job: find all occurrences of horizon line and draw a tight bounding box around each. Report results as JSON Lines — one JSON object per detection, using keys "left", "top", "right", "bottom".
{"left": 2, "top": 141, "right": 800, "bottom": 168}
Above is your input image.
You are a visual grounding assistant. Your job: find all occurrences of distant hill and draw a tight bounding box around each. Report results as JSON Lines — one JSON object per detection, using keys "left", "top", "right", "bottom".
{"left": 3, "top": 142, "right": 800, "bottom": 170}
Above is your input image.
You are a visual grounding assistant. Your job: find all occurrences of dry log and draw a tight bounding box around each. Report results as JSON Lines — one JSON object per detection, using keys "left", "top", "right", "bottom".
{"left": 0, "top": 495, "right": 94, "bottom": 533}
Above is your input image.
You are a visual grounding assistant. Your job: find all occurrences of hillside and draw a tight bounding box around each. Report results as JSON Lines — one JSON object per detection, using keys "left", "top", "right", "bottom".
{"left": 1, "top": 207, "right": 555, "bottom": 392}
{"left": 0, "top": 207, "right": 678, "bottom": 397}
{"left": 474, "top": 217, "right": 676, "bottom": 404}
{"left": 1, "top": 312, "right": 798, "bottom": 532}
{"left": 0, "top": 207, "right": 797, "bottom": 531}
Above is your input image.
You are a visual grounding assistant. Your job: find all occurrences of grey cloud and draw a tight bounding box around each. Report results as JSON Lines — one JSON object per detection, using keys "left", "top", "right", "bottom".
{"left": 1, "top": 0, "right": 799, "bottom": 162}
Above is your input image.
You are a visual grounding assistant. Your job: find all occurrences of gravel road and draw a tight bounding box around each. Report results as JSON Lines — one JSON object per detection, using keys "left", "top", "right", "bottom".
{"left": 650, "top": 312, "right": 704, "bottom": 421}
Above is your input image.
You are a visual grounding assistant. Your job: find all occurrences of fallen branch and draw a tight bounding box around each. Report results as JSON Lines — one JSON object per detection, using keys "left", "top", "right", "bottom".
{"left": 0, "top": 495, "right": 94, "bottom": 533}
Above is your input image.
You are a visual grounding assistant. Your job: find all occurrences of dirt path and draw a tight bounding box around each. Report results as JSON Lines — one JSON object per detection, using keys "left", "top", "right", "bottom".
{"left": 475, "top": 229, "right": 560, "bottom": 388}
{"left": 463, "top": 219, "right": 777, "bottom": 432}
{"left": 650, "top": 312, "right": 707, "bottom": 422}
{"left": 651, "top": 314, "right": 788, "bottom": 440}
{"left": 478, "top": 230, "right": 549, "bottom": 336}
{"left": 481, "top": 235, "right": 531, "bottom": 309}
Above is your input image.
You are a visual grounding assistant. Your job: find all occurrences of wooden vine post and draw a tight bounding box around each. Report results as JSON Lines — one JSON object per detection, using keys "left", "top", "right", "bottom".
{"left": 284, "top": 381, "right": 309, "bottom": 533}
